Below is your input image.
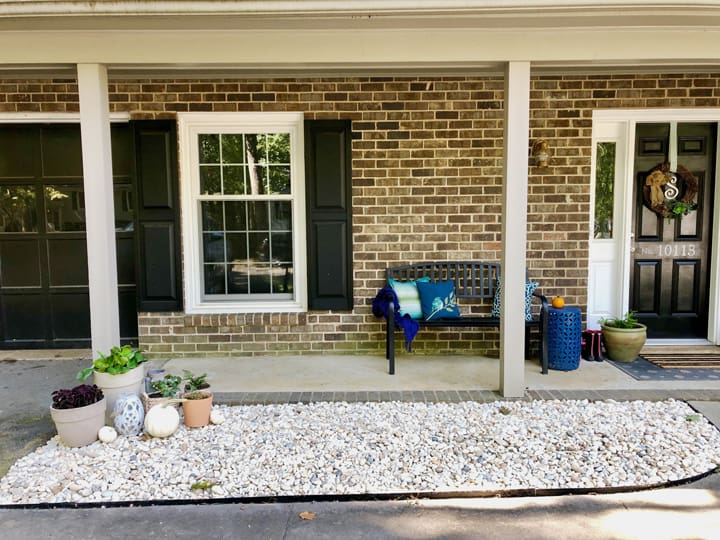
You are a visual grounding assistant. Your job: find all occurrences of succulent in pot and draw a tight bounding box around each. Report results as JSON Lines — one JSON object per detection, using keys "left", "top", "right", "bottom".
{"left": 50, "top": 384, "right": 106, "bottom": 447}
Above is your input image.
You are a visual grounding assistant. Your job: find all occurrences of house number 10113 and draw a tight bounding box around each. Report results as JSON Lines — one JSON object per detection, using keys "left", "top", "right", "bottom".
{"left": 640, "top": 244, "right": 697, "bottom": 257}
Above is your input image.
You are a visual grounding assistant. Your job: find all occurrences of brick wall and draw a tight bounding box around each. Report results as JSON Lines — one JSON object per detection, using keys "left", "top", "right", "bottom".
{"left": 3, "top": 73, "right": 720, "bottom": 357}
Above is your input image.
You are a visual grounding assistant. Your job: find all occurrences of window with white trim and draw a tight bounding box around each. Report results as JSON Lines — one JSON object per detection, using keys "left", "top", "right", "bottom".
{"left": 179, "top": 113, "right": 306, "bottom": 314}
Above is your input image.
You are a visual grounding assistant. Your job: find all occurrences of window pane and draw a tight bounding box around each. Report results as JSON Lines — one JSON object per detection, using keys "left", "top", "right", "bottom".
{"left": 270, "top": 201, "right": 291, "bottom": 231}
{"left": 223, "top": 165, "right": 245, "bottom": 195}
{"left": 267, "top": 133, "right": 290, "bottom": 163}
{"left": 46, "top": 185, "right": 85, "bottom": 232}
{"left": 225, "top": 201, "right": 247, "bottom": 231}
{"left": 203, "top": 264, "right": 226, "bottom": 294}
{"left": 268, "top": 166, "right": 291, "bottom": 195}
{"left": 0, "top": 186, "right": 37, "bottom": 233}
{"left": 249, "top": 265, "right": 272, "bottom": 293}
{"left": 203, "top": 232, "right": 225, "bottom": 263}
{"left": 271, "top": 232, "right": 292, "bottom": 262}
{"left": 272, "top": 265, "right": 293, "bottom": 294}
{"left": 201, "top": 201, "right": 224, "bottom": 231}
{"left": 247, "top": 202, "right": 269, "bottom": 231}
{"left": 246, "top": 165, "right": 266, "bottom": 195}
{"left": 221, "top": 134, "right": 245, "bottom": 164}
{"left": 200, "top": 165, "right": 221, "bottom": 195}
{"left": 246, "top": 134, "right": 265, "bottom": 164}
{"left": 249, "top": 232, "right": 269, "bottom": 262}
{"left": 114, "top": 185, "right": 133, "bottom": 231}
{"left": 199, "top": 134, "right": 219, "bottom": 164}
{"left": 227, "top": 264, "right": 249, "bottom": 294}
{"left": 594, "top": 142, "right": 616, "bottom": 239}
{"left": 226, "top": 232, "right": 247, "bottom": 262}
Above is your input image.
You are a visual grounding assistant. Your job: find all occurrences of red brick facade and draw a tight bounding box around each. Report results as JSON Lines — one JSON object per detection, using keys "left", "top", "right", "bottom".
{"left": 3, "top": 73, "right": 720, "bottom": 356}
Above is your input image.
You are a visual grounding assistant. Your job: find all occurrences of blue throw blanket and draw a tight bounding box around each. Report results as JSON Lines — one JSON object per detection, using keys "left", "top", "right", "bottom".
{"left": 372, "top": 286, "right": 419, "bottom": 351}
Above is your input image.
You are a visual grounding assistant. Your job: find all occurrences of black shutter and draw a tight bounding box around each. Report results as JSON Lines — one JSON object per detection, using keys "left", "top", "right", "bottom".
{"left": 305, "top": 120, "right": 353, "bottom": 310}
{"left": 132, "top": 120, "right": 182, "bottom": 311}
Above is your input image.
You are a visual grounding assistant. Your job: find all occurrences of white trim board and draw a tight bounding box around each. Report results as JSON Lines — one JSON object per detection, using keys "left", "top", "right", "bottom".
{"left": 0, "top": 112, "right": 130, "bottom": 123}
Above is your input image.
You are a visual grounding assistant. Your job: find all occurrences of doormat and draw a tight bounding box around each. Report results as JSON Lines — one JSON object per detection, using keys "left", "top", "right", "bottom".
{"left": 606, "top": 357, "right": 720, "bottom": 381}
{"left": 641, "top": 352, "right": 720, "bottom": 369}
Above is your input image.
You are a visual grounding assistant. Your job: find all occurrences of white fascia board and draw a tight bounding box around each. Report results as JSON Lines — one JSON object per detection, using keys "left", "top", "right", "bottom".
{"left": 1, "top": 27, "right": 720, "bottom": 66}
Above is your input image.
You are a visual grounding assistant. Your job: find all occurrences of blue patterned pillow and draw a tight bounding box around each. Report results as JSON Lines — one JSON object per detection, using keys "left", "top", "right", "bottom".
{"left": 417, "top": 280, "right": 461, "bottom": 321}
{"left": 490, "top": 276, "right": 539, "bottom": 321}
{"left": 388, "top": 276, "right": 431, "bottom": 319}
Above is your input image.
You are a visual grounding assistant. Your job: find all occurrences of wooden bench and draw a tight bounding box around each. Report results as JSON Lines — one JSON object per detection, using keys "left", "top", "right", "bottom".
{"left": 383, "top": 261, "right": 549, "bottom": 375}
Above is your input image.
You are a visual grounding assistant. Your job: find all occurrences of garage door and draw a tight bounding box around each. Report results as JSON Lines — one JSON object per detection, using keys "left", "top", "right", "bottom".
{"left": 0, "top": 124, "right": 137, "bottom": 348}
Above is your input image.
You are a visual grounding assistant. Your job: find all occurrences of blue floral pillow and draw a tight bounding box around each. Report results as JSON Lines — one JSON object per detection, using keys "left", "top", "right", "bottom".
{"left": 490, "top": 276, "right": 539, "bottom": 321}
{"left": 388, "top": 276, "right": 431, "bottom": 319}
{"left": 417, "top": 280, "right": 461, "bottom": 321}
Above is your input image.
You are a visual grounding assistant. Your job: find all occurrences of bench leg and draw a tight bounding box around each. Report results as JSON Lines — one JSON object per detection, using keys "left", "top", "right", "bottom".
{"left": 386, "top": 318, "right": 396, "bottom": 375}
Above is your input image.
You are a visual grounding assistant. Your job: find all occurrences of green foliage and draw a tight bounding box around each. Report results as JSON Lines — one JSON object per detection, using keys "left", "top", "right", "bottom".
{"left": 665, "top": 199, "right": 697, "bottom": 217}
{"left": 182, "top": 370, "right": 209, "bottom": 392}
{"left": 190, "top": 480, "right": 217, "bottom": 490}
{"left": 600, "top": 311, "right": 640, "bottom": 329}
{"left": 150, "top": 374, "right": 182, "bottom": 398}
{"left": 76, "top": 345, "right": 147, "bottom": 381}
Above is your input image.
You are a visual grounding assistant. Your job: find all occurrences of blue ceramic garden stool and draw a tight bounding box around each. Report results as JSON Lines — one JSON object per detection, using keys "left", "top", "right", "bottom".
{"left": 546, "top": 306, "right": 582, "bottom": 371}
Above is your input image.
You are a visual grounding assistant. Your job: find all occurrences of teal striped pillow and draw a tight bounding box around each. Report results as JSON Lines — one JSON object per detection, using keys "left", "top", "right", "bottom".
{"left": 388, "top": 276, "right": 430, "bottom": 319}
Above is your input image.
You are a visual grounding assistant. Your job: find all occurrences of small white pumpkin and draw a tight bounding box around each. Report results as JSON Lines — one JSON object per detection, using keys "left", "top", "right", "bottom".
{"left": 210, "top": 409, "right": 225, "bottom": 425}
{"left": 144, "top": 403, "right": 180, "bottom": 438}
{"left": 98, "top": 426, "right": 118, "bottom": 444}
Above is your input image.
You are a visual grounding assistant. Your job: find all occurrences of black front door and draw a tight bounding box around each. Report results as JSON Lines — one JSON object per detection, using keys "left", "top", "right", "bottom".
{"left": 0, "top": 124, "right": 138, "bottom": 348}
{"left": 631, "top": 122, "right": 716, "bottom": 338}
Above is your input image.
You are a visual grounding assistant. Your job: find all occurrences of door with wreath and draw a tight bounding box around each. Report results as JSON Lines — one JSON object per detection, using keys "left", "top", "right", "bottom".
{"left": 631, "top": 122, "right": 716, "bottom": 339}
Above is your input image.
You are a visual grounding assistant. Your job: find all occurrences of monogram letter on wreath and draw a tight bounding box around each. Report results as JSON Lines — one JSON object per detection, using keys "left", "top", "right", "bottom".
{"left": 643, "top": 162, "right": 698, "bottom": 218}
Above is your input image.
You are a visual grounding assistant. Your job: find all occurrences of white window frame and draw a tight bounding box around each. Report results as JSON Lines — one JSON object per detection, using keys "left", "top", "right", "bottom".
{"left": 178, "top": 112, "right": 307, "bottom": 314}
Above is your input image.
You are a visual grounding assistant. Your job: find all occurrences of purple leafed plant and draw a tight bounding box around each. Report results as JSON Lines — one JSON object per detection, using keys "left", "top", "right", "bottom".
{"left": 51, "top": 384, "right": 104, "bottom": 410}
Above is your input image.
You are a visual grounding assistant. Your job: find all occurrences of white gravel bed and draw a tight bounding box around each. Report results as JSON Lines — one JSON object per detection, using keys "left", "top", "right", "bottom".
{"left": 1, "top": 399, "right": 719, "bottom": 505}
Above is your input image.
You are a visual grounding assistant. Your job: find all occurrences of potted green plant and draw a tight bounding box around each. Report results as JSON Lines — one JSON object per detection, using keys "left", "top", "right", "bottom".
{"left": 50, "top": 384, "right": 106, "bottom": 447}
{"left": 182, "top": 390, "right": 213, "bottom": 428}
{"left": 76, "top": 345, "right": 148, "bottom": 422}
{"left": 599, "top": 311, "right": 647, "bottom": 362}
{"left": 141, "top": 374, "right": 182, "bottom": 413}
{"left": 182, "top": 370, "right": 210, "bottom": 392}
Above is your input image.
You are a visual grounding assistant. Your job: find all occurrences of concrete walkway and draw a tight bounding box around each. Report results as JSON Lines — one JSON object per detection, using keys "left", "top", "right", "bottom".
{"left": 1, "top": 352, "right": 720, "bottom": 539}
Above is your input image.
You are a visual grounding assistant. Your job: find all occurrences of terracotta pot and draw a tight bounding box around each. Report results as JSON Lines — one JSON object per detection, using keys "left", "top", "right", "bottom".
{"left": 182, "top": 391, "right": 213, "bottom": 428}
{"left": 94, "top": 365, "right": 145, "bottom": 423}
{"left": 601, "top": 323, "right": 647, "bottom": 362}
{"left": 50, "top": 397, "right": 106, "bottom": 447}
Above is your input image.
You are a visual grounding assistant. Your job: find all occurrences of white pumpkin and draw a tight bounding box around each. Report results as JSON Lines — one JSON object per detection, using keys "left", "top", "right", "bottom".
{"left": 210, "top": 409, "right": 225, "bottom": 425}
{"left": 144, "top": 403, "right": 180, "bottom": 438}
{"left": 98, "top": 426, "right": 118, "bottom": 444}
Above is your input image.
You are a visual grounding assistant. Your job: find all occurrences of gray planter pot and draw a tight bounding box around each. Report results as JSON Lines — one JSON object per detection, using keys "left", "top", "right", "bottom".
{"left": 601, "top": 323, "right": 647, "bottom": 362}
{"left": 50, "top": 396, "right": 106, "bottom": 447}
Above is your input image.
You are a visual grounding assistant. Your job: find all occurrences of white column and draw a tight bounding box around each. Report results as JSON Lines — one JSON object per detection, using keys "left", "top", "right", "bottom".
{"left": 77, "top": 63, "right": 119, "bottom": 353}
{"left": 500, "top": 61, "right": 531, "bottom": 397}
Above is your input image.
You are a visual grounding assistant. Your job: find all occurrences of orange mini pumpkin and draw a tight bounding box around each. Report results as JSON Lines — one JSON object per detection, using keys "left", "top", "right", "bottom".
{"left": 551, "top": 296, "right": 565, "bottom": 309}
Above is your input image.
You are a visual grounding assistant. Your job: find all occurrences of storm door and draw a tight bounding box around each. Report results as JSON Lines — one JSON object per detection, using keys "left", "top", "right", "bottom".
{"left": 631, "top": 122, "right": 717, "bottom": 338}
{"left": 0, "top": 124, "right": 137, "bottom": 348}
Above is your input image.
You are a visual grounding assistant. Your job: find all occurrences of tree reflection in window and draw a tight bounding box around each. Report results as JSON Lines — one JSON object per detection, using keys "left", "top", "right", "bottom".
{"left": 0, "top": 186, "right": 38, "bottom": 233}
{"left": 594, "top": 142, "right": 616, "bottom": 239}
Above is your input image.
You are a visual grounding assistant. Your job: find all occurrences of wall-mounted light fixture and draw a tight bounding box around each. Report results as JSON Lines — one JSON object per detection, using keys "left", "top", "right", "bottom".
{"left": 531, "top": 140, "right": 550, "bottom": 168}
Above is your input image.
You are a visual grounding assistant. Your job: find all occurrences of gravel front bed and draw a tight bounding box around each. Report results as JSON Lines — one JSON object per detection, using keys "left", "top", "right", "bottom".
{"left": 1, "top": 399, "right": 719, "bottom": 505}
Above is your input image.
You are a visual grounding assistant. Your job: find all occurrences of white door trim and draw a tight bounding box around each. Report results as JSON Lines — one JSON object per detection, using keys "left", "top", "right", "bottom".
{"left": 590, "top": 109, "right": 720, "bottom": 344}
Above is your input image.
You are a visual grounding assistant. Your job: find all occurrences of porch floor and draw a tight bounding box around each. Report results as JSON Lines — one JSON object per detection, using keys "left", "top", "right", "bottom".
{"left": 3, "top": 346, "right": 720, "bottom": 396}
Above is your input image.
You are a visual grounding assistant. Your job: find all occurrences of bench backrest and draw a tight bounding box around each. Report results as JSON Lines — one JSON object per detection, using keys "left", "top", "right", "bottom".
{"left": 386, "top": 261, "right": 500, "bottom": 300}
